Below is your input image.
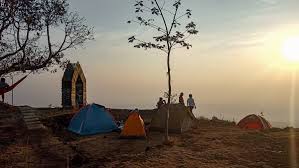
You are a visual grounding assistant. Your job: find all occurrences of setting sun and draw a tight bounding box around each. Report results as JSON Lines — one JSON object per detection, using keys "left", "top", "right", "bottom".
{"left": 282, "top": 36, "right": 299, "bottom": 62}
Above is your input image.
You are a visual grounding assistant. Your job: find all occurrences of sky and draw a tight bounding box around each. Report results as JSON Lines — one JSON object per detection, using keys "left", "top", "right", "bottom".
{"left": 4, "top": 0, "right": 299, "bottom": 127}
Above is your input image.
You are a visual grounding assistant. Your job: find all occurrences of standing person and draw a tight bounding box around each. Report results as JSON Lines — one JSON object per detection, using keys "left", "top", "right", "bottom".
{"left": 179, "top": 92, "right": 185, "bottom": 105}
{"left": 0, "top": 78, "right": 9, "bottom": 102}
{"left": 187, "top": 94, "right": 196, "bottom": 112}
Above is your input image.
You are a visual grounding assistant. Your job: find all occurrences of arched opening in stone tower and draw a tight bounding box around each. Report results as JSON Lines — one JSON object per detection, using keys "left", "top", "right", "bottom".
{"left": 62, "top": 62, "right": 86, "bottom": 108}
{"left": 76, "top": 76, "right": 84, "bottom": 107}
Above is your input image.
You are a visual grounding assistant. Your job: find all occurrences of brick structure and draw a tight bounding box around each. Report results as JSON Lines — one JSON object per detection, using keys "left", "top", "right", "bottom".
{"left": 62, "top": 62, "right": 87, "bottom": 108}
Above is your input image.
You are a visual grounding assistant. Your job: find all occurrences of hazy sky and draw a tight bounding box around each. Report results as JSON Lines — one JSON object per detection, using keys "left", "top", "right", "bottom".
{"left": 5, "top": 0, "right": 299, "bottom": 126}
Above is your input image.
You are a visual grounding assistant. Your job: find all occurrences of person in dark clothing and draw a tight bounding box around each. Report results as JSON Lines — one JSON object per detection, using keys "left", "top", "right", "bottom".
{"left": 156, "top": 97, "right": 166, "bottom": 109}
{"left": 0, "top": 78, "right": 9, "bottom": 102}
{"left": 179, "top": 92, "right": 185, "bottom": 105}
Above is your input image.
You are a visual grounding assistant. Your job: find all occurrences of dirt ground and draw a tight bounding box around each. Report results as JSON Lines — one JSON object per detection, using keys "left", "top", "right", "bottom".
{"left": 1, "top": 104, "right": 299, "bottom": 168}
{"left": 65, "top": 123, "right": 299, "bottom": 168}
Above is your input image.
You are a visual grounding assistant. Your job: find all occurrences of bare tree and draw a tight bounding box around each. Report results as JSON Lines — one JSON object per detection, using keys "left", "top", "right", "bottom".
{"left": 128, "top": 0, "right": 198, "bottom": 141}
{"left": 0, "top": 0, "right": 94, "bottom": 76}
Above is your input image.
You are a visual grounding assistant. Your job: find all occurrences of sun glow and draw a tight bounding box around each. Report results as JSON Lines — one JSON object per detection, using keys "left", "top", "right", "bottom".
{"left": 259, "top": 31, "right": 299, "bottom": 71}
{"left": 282, "top": 36, "right": 299, "bottom": 62}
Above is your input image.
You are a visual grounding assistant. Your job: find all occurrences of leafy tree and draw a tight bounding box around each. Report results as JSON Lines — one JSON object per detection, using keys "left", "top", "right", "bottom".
{"left": 0, "top": 0, "right": 93, "bottom": 76}
{"left": 128, "top": 0, "right": 198, "bottom": 141}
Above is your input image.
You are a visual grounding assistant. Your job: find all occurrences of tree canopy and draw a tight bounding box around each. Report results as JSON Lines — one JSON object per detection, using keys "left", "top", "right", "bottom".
{"left": 0, "top": 0, "right": 94, "bottom": 76}
{"left": 128, "top": 0, "right": 198, "bottom": 52}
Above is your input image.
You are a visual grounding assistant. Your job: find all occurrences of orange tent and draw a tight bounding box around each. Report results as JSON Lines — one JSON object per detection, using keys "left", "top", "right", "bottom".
{"left": 237, "top": 114, "right": 271, "bottom": 130}
{"left": 120, "top": 112, "right": 146, "bottom": 138}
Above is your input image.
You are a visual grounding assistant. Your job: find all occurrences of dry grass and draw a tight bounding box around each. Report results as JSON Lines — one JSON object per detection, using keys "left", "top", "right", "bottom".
{"left": 1, "top": 105, "right": 298, "bottom": 168}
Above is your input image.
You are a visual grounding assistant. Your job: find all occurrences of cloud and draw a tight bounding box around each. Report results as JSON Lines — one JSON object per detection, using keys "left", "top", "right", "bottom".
{"left": 258, "top": 0, "right": 277, "bottom": 5}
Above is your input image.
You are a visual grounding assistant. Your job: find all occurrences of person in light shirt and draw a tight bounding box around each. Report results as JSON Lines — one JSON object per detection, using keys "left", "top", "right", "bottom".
{"left": 187, "top": 94, "right": 196, "bottom": 112}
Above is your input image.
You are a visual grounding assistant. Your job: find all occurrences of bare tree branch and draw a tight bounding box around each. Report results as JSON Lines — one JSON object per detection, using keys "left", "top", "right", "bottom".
{"left": 0, "top": 0, "right": 94, "bottom": 76}
{"left": 128, "top": 0, "right": 198, "bottom": 142}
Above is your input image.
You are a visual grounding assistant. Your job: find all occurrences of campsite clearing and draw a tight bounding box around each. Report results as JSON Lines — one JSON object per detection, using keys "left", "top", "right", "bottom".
{"left": 0, "top": 104, "right": 298, "bottom": 168}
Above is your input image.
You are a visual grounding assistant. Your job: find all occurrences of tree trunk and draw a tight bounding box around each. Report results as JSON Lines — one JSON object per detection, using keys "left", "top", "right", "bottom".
{"left": 165, "top": 50, "right": 171, "bottom": 142}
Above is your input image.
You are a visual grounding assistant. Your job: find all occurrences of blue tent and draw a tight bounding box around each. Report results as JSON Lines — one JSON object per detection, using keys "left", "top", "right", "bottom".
{"left": 68, "top": 103, "right": 118, "bottom": 135}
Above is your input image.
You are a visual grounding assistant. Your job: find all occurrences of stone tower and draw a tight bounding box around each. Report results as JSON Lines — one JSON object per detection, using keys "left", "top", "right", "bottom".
{"left": 62, "top": 62, "right": 87, "bottom": 108}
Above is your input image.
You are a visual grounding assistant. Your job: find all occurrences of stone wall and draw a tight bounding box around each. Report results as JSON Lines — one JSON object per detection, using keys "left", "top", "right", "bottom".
{"left": 109, "top": 109, "right": 155, "bottom": 124}
{"left": 34, "top": 107, "right": 155, "bottom": 124}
